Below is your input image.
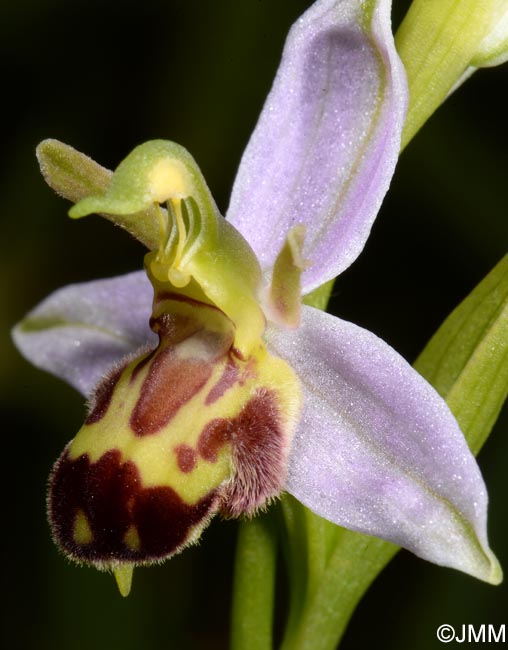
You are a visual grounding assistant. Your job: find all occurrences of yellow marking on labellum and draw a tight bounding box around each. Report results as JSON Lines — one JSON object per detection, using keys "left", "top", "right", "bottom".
{"left": 124, "top": 526, "right": 141, "bottom": 551}
{"left": 67, "top": 325, "right": 300, "bottom": 508}
{"left": 70, "top": 348, "right": 240, "bottom": 502}
{"left": 73, "top": 510, "right": 93, "bottom": 545}
{"left": 114, "top": 564, "right": 134, "bottom": 598}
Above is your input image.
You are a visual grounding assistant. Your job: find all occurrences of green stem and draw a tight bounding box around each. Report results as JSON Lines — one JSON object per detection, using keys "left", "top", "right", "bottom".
{"left": 280, "top": 532, "right": 398, "bottom": 650}
{"left": 230, "top": 514, "right": 278, "bottom": 650}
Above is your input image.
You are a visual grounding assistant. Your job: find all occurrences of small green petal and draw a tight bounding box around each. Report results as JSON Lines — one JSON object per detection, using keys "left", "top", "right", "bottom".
{"left": 302, "top": 279, "right": 335, "bottom": 312}
{"left": 37, "top": 138, "right": 111, "bottom": 201}
{"left": 267, "top": 225, "right": 307, "bottom": 329}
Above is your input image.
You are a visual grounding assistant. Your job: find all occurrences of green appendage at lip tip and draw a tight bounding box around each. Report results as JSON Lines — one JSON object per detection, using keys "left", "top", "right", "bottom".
{"left": 113, "top": 565, "right": 134, "bottom": 597}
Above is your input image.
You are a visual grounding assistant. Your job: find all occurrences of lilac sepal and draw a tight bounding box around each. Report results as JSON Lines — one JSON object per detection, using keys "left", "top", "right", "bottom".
{"left": 226, "top": 0, "right": 407, "bottom": 293}
{"left": 12, "top": 272, "right": 156, "bottom": 396}
{"left": 265, "top": 305, "right": 501, "bottom": 582}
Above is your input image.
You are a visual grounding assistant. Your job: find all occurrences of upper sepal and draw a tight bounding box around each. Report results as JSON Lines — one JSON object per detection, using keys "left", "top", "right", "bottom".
{"left": 226, "top": 0, "right": 407, "bottom": 293}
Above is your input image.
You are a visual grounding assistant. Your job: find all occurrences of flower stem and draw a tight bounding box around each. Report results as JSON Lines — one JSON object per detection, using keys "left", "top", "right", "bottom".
{"left": 279, "top": 527, "right": 398, "bottom": 650}
{"left": 230, "top": 513, "right": 278, "bottom": 650}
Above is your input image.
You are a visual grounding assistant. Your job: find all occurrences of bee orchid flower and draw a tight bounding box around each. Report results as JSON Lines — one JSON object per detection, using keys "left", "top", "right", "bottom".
{"left": 13, "top": 0, "right": 501, "bottom": 596}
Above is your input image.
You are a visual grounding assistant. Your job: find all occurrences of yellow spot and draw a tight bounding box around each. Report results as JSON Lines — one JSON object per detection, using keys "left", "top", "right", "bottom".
{"left": 73, "top": 510, "right": 93, "bottom": 545}
{"left": 124, "top": 525, "right": 141, "bottom": 552}
{"left": 148, "top": 159, "right": 191, "bottom": 202}
{"left": 114, "top": 564, "right": 134, "bottom": 597}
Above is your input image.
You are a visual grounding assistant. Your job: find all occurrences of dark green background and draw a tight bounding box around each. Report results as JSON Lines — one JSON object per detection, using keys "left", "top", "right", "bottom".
{"left": 1, "top": 1, "right": 507, "bottom": 648}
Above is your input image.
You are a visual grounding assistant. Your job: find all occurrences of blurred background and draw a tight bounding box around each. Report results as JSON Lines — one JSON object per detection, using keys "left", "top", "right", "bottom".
{"left": 1, "top": 1, "right": 507, "bottom": 648}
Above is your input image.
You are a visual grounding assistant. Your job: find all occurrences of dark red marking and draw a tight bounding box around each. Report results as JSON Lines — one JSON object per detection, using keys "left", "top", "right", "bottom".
{"left": 175, "top": 444, "right": 197, "bottom": 473}
{"left": 131, "top": 311, "right": 204, "bottom": 385}
{"left": 231, "top": 347, "right": 246, "bottom": 361}
{"left": 199, "top": 389, "right": 287, "bottom": 517}
{"left": 198, "top": 418, "right": 232, "bottom": 462}
{"left": 86, "top": 364, "right": 125, "bottom": 424}
{"left": 130, "top": 345, "right": 214, "bottom": 436}
{"left": 48, "top": 448, "right": 217, "bottom": 564}
{"left": 149, "top": 311, "right": 200, "bottom": 342}
{"left": 130, "top": 347, "right": 157, "bottom": 383}
{"left": 204, "top": 356, "right": 239, "bottom": 405}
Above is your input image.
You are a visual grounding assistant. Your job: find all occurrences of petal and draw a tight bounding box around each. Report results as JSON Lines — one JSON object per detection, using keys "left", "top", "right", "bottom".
{"left": 226, "top": 0, "right": 407, "bottom": 293}
{"left": 265, "top": 306, "right": 501, "bottom": 583}
{"left": 12, "top": 272, "right": 156, "bottom": 396}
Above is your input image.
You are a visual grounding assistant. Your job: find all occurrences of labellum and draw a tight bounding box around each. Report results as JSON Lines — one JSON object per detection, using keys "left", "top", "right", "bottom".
{"left": 46, "top": 141, "right": 301, "bottom": 594}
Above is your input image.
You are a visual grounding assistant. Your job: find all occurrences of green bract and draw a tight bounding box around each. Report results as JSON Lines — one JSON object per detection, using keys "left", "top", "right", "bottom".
{"left": 396, "top": 0, "right": 508, "bottom": 147}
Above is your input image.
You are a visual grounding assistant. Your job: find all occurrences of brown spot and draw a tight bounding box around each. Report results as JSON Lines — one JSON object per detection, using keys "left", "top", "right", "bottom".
{"left": 86, "top": 363, "right": 125, "bottom": 424}
{"left": 48, "top": 448, "right": 217, "bottom": 564}
{"left": 198, "top": 418, "right": 232, "bottom": 462}
{"left": 205, "top": 356, "right": 239, "bottom": 405}
{"left": 231, "top": 347, "right": 246, "bottom": 361}
{"left": 196, "top": 389, "right": 287, "bottom": 516}
{"left": 149, "top": 311, "right": 199, "bottom": 342}
{"left": 131, "top": 311, "right": 204, "bottom": 385}
{"left": 130, "top": 345, "right": 214, "bottom": 436}
{"left": 130, "top": 347, "right": 157, "bottom": 383}
{"left": 175, "top": 445, "right": 197, "bottom": 473}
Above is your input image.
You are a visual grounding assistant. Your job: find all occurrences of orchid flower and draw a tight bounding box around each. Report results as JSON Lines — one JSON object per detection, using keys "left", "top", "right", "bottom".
{"left": 13, "top": 0, "right": 501, "bottom": 596}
